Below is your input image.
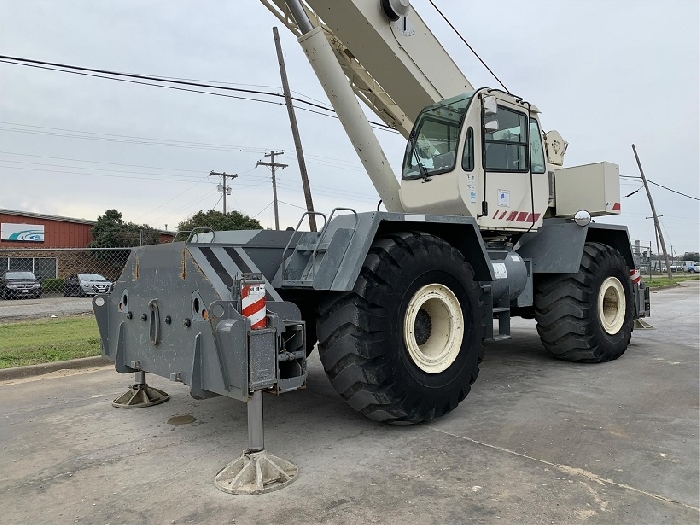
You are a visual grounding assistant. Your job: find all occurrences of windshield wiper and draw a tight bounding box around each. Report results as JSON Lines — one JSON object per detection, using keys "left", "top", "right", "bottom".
{"left": 409, "top": 135, "right": 432, "bottom": 183}
{"left": 412, "top": 149, "right": 431, "bottom": 183}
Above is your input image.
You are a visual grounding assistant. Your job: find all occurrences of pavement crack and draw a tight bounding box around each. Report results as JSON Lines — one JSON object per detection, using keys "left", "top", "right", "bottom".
{"left": 428, "top": 425, "right": 700, "bottom": 513}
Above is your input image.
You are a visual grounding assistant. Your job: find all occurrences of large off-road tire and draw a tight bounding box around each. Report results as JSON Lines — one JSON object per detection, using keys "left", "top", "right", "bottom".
{"left": 296, "top": 301, "right": 318, "bottom": 357}
{"left": 534, "top": 242, "right": 633, "bottom": 363}
{"left": 316, "top": 232, "right": 484, "bottom": 424}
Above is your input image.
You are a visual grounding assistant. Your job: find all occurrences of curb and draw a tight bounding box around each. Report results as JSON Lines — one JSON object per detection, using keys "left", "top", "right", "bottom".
{"left": 0, "top": 355, "right": 111, "bottom": 382}
{"left": 648, "top": 284, "right": 681, "bottom": 292}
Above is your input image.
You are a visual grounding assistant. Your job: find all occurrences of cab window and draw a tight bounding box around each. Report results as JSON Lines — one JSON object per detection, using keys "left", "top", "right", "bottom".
{"left": 461, "top": 127, "right": 474, "bottom": 171}
{"left": 483, "top": 106, "right": 528, "bottom": 172}
{"left": 529, "top": 119, "right": 546, "bottom": 174}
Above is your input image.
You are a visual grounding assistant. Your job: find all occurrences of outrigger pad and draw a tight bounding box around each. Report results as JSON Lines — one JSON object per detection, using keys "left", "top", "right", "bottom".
{"left": 112, "top": 384, "right": 170, "bottom": 408}
{"left": 634, "top": 318, "right": 654, "bottom": 330}
{"left": 215, "top": 450, "right": 298, "bottom": 495}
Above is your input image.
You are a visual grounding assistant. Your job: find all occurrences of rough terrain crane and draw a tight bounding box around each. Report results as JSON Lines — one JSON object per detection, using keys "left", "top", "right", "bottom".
{"left": 93, "top": 0, "right": 650, "bottom": 493}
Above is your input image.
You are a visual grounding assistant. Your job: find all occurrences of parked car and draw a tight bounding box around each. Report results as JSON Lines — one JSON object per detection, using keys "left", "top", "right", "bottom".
{"left": 683, "top": 262, "right": 699, "bottom": 273}
{"left": 0, "top": 271, "right": 42, "bottom": 299}
{"left": 63, "top": 273, "right": 113, "bottom": 297}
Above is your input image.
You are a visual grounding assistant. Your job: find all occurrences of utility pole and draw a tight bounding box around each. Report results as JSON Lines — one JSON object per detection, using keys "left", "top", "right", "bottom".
{"left": 256, "top": 152, "right": 287, "bottom": 230}
{"left": 632, "top": 144, "right": 672, "bottom": 279}
{"left": 273, "top": 26, "right": 317, "bottom": 232}
{"left": 646, "top": 215, "right": 662, "bottom": 272}
{"left": 210, "top": 171, "right": 238, "bottom": 215}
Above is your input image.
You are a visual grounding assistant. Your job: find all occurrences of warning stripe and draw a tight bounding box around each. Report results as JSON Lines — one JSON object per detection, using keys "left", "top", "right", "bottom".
{"left": 630, "top": 269, "right": 641, "bottom": 284}
{"left": 241, "top": 283, "right": 266, "bottom": 329}
{"left": 490, "top": 209, "right": 541, "bottom": 223}
{"left": 242, "top": 296, "right": 266, "bottom": 315}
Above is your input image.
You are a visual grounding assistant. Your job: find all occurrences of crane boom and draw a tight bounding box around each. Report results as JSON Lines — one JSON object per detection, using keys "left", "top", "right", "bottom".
{"left": 261, "top": 0, "right": 472, "bottom": 137}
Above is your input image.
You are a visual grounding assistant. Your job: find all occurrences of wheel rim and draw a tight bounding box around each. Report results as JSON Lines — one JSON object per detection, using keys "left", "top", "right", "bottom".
{"left": 598, "top": 276, "right": 626, "bottom": 335}
{"left": 403, "top": 284, "right": 464, "bottom": 374}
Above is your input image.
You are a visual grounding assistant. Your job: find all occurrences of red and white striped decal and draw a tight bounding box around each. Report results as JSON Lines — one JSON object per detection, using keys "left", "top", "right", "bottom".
{"left": 490, "top": 208, "right": 541, "bottom": 223}
{"left": 242, "top": 284, "right": 266, "bottom": 329}
{"left": 630, "top": 269, "right": 641, "bottom": 284}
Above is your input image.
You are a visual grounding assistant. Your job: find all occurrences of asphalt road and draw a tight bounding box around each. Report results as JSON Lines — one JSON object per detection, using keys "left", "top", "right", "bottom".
{"left": 0, "top": 295, "right": 93, "bottom": 321}
{"left": 1, "top": 283, "right": 698, "bottom": 524}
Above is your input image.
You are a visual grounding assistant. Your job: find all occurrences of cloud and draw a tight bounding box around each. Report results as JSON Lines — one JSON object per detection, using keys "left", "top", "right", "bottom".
{"left": 0, "top": 0, "right": 697, "bottom": 252}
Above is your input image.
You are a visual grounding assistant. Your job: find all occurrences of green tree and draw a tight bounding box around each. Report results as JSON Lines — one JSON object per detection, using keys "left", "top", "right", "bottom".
{"left": 177, "top": 209, "right": 261, "bottom": 234}
{"left": 90, "top": 209, "right": 160, "bottom": 248}
{"left": 89, "top": 210, "right": 161, "bottom": 273}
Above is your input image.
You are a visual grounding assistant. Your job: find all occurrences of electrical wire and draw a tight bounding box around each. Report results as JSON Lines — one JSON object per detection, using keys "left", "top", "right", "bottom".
{"left": 647, "top": 179, "right": 699, "bottom": 201}
{"left": 0, "top": 128, "right": 371, "bottom": 174}
{"left": 0, "top": 163, "right": 211, "bottom": 184}
{"left": 620, "top": 174, "right": 698, "bottom": 200}
{"left": 425, "top": 0, "right": 509, "bottom": 92}
{"left": 0, "top": 54, "right": 400, "bottom": 133}
{"left": 624, "top": 186, "right": 643, "bottom": 198}
{"left": 252, "top": 201, "right": 274, "bottom": 218}
{"left": 0, "top": 149, "right": 206, "bottom": 174}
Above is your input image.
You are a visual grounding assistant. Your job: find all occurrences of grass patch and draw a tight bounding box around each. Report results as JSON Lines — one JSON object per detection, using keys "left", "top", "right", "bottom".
{"left": 0, "top": 315, "right": 101, "bottom": 369}
{"left": 644, "top": 275, "right": 700, "bottom": 288}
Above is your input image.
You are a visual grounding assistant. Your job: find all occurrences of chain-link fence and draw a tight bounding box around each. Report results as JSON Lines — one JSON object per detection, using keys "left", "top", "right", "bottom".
{"left": 0, "top": 247, "right": 134, "bottom": 321}
{"left": 630, "top": 239, "right": 691, "bottom": 280}
{"left": 0, "top": 240, "right": 688, "bottom": 322}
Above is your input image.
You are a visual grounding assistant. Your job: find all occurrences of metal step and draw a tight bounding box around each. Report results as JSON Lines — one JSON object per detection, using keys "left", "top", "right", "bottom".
{"left": 293, "top": 242, "right": 331, "bottom": 252}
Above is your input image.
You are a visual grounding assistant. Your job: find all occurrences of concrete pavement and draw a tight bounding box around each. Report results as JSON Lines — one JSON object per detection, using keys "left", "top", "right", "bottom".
{"left": 1, "top": 282, "right": 698, "bottom": 524}
{"left": 0, "top": 295, "right": 92, "bottom": 321}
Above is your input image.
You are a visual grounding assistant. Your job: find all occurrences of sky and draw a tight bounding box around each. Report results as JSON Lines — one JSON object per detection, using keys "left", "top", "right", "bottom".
{"left": 0, "top": 0, "right": 698, "bottom": 254}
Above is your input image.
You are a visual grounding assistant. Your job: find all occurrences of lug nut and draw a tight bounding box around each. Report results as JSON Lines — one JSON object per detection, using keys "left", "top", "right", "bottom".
{"left": 183, "top": 318, "right": 192, "bottom": 328}
{"left": 140, "top": 313, "right": 147, "bottom": 321}
{"left": 165, "top": 315, "right": 172, "bottom": 325}
{"left": 126, "top": 311, "right": 133, "bottom": 319}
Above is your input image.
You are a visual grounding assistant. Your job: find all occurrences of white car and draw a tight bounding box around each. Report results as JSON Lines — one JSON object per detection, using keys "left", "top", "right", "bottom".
{"left": 63, "top": 273, "right": 113, "bottom": 296}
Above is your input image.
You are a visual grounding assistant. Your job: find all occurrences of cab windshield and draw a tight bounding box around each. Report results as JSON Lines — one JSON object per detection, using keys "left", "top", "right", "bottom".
{"left": 402, "top": 92, "right": 474, "bottom": 180}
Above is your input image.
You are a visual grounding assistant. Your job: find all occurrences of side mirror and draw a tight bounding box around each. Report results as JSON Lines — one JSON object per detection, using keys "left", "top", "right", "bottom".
{"left": 484, "top": 120, "right": 499, "bottom": 133}
{"left": 573, "top": 210, "right": 591, "bottom": 227}
{"left": 483, "top": 95, "right": 498, "bottom": 117}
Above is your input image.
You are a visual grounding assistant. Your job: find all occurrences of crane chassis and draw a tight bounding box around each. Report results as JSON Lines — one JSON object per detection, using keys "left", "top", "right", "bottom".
{"left": 93, "top": 0, "right": 650, "bottom": 493}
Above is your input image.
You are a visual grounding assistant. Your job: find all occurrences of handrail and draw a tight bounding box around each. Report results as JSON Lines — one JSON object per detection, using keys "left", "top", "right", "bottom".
{"left": 309, "top": 208, "right": 358, "bottom": 281}
{"left": 184, "top": 227, "right": 216, "bottom": 244}
{"left": 281, "top": 212, "right": 327, "bottom": 281}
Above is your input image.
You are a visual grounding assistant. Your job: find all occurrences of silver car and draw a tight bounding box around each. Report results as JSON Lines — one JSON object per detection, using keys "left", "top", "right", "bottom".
{"left": 64, "top": 273, "right": 113, "bottom": 297}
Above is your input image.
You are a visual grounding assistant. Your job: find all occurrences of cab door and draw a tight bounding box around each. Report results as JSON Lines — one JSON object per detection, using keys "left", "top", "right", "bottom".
{"left": 476, "top": 103, "right": 548, "bottom": 231}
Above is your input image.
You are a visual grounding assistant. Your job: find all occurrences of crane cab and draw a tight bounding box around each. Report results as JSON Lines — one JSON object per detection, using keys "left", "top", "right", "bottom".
{"left": 399, "top": 89, "right": 550, "bottom": 233}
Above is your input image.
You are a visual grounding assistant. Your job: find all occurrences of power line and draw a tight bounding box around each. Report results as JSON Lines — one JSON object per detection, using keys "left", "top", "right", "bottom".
{"left": 0, "top": 153, "right": 378, "bottom": 202}
{"left": 0, "top": 54, "right": 328, "bottom": 110}
{"left": 623, "top": 185, "right": 644, "bottom": 198}
{"left": 0, "top": 126, "right": 370, "bottom": 173}
{"left": 620, "top": 174, "right": 698, "bottom": 200}
{"left": 425, "top": 0, "right": 509, "bottom": 92}
{"left": 252, "top": 201, "right": 274, "bottom": 218}
{"left": 278, "top": 200, "right": 307, "bottom": 211}
{"left": 0, "top": 122, "right": 272, "bottom": 153}
{"left": 646, "top": 178, "right": 699, "bottom": 201}
{"left": 0, "top": 158, "right": 207, "bottom": 182}
{"left": 0, "top": 54, "right": 400, "bottom": 133}
{"left": 0, "top": 149, "right": 205, "bottom": 174}
{"left": 0, "top": 163, "right": 212, "bottom": 184}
